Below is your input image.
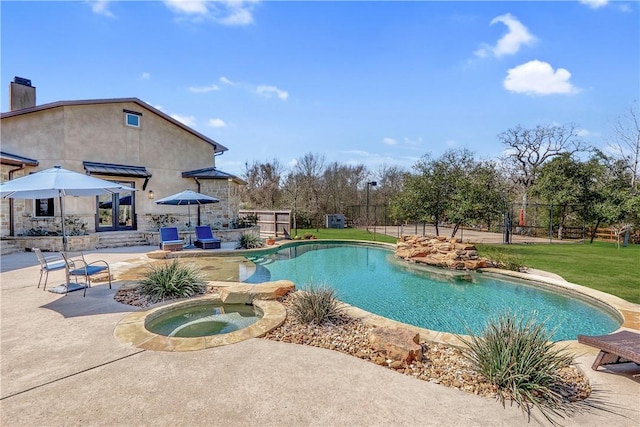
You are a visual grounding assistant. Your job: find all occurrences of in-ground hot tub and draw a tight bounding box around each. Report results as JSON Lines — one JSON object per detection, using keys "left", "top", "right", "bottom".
{"left": 114, "top": 295, "right": 286, "bottom": 352}
{"left": 145, "top": 301, "right": 262, "bottom": 338}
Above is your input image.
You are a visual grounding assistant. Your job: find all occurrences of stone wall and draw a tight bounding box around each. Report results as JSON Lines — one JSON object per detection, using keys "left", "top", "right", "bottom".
{"left": 395, "top": 235, "right": 488, "bottom": 270}
{"left": 7, "top": 235, "right": 100, "bottom": 252}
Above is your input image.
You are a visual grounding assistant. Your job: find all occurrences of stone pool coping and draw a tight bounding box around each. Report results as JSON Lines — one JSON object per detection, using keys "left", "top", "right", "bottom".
{"left": 338, "top": 267, "right": 639, "bottom": 352}
{"left": 122, "top": 240, "right": 639, "bottom": 352}
{"left": 114, "top": 294, "right": 286, "bottom": 352}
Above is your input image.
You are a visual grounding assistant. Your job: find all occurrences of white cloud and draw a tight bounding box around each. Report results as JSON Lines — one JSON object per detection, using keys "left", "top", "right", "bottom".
{"left": 256, "top": 85, "right": 289, "bottom": 100}
{"left": 383, "top": 137, "right": 397, "bottom": 145}
{"left": 475, "top": 13, "right": 536, "bottom": 58}
{"left": 164, "top": 0, "right": 209, "bottom": 15}
{"left": 139, "top": 72, "right": 150, "bottom": 80}
{"left": 208, "top": 118, "right": 227, "bottom": 127}
{"left": 188, "top": 84, "right": 220, "bottom": 93}
{"left": 503, "top": 60, "right": 580, "bottom": 95}
{"left": 219, "top": 2, "right": 254, "bottom": 25}
{"left": 163, "top": 0, "right": 257, "bottom": 26}
{"left": 219, "top": 76, "right": 235, "bottom": 86}
{"left": 170, "top": 114, "right": 196, "bottom": 127}
{"left": 90, "top": 0, "right": 115, "bottom": 17}
{"left": 580, "top": 0, "right": 608, "bottom": 9}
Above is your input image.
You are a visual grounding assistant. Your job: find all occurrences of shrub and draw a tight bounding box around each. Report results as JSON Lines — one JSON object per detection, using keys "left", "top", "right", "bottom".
{"left": 303, "top": 232, "right": 315, "bottom": 240}
{"left": 289, "top": 284, "right": 345, "bottom": 324}
{"left": 479, "top": 246, "right": 526, "bottom": 271}
{"left": 64, "top": 215, "right": 88, "bottom": 236}
{"left": 149, "top": 214, "right": 178, "bottom": 231}
{"left": 459, "top": 312, "right": 580, "bottom": 424}
{"left": 140, "top": 260, "right": 205, "bottom": 303}
{"left": 237, "top": 233, "right": 264, "bottom": 249}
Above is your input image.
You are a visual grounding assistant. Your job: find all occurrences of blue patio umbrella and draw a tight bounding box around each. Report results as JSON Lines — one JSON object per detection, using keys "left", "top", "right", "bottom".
{"left": 155, "top": 190, "right": 220, "bottom": 246}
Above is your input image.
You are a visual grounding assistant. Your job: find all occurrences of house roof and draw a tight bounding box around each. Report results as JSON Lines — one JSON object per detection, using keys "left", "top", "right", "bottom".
{"left": 182, "top": 167, "right": 247, "bottom": 185}
{"left": 0, "top": 151, "right": 39, "bottom": 166}
{"left": 1, "top": 97, "right": 228, "bottom": 153}
{"left": 83, "top": 161, "right": 152, "bottom": 178}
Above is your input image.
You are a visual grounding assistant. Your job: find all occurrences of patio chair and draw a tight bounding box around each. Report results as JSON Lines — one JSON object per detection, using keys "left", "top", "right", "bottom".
{"left": 194, "top": 226, "right": 221, "bottom": 249}
{"left": 159, "top": 227, "right": 184, "bottom": 251}
{"left": 61, "top": 252, "right": 112, "bottom": 297}
{"left": 33, "top": 248, "right": 66, "bottom": 290}
{"left": 577, "top": 330, "right": 640, "bottom": 370}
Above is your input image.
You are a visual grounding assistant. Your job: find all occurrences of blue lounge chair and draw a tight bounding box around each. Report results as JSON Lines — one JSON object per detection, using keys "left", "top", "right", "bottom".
{"left": 159, "top": 227, "right": 185, "bottom": 251}
{"left": 194, "top": 226, "right": 221, "bottom": 249}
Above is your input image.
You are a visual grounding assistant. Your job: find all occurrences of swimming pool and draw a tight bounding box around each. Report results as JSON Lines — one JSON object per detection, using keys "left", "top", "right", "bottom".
{"left": 243, "top": 242, "right": 621, "bottom": 341}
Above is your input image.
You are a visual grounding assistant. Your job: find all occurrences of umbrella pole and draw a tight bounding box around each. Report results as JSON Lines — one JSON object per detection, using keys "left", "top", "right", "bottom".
{"left": 187, "top": 204, "right": 192, "bottom": 246}
{"left": 60, "top": 194, "right": 68, "bottom": 252}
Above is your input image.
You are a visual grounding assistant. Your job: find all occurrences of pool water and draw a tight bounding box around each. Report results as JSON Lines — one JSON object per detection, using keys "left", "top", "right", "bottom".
{"left": 244, "top": 243, "right": 620, "bottom": 341}
{"left": 145, "top": 303, "right": 261, "bottom": 338}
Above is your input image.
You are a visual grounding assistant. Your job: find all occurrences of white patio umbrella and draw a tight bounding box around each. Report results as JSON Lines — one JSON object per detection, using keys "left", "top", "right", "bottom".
{"left": 155, "top": 190, "right": 220, "bottom": 246}
{"left": 0, "top": 166, "right": 136, "bottom": 251}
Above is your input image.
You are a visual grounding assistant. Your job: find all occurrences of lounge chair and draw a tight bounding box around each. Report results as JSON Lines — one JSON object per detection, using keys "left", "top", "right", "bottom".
{"left": 194, "top": 226, "right": 221, "bottom": 249}
{"left": 61, "top": 252, "right": 112, "bottom": 297}
{"left": 33, "top": 248, "right": 66, "bottom": 290}
{"left": 577, "top": 330, "right": 640, "bottom": 370}
{"left": 159, "top": 227, "right": 184, "bottom": 251}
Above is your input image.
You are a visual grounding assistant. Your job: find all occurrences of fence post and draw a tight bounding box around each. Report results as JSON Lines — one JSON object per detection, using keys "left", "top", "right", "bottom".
{"left": 549, "top": 204, "right": 553, "bottom": 243}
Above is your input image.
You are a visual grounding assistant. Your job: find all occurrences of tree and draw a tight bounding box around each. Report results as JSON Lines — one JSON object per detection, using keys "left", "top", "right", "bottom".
{"left": 499, "top": 124, "right": 588, "bottom": 216}
{"left": 293, "top": 153, "right": 325, "bottom": 230}
{"left": 448, "top": 160, "right": 506, "bottom": 235}
{"left": 607, "top": 101, "right": 640, "bottom": 192}
{"left": 590, "top": 155, "right": 640, "bottom": 246}
{"left": 322, "top": 162, "right": 367, "bottom": 215}
{"left": 376, "top": 164, "right": 406, "bottom": 224}
{"left": 391, "top": 149, "right": 475, "bottom": 236}
{"left": 531, "top": 153, "right": 592, "bottom": 239}
{"left": 241, "top": 159, "right": 284, "bottom": 209}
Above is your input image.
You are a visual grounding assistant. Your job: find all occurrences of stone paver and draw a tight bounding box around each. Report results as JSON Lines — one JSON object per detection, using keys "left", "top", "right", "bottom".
{"left": 1, "top": 245, "right": 639, "bottom": 426}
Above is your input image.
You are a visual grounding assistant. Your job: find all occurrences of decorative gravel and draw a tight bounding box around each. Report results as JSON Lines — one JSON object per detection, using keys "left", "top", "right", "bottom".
{"left": 114, "top": 288, "right": 591, "bottom": 402}
{"left": 264, "top": 294, "right": 592, "bottom": 402}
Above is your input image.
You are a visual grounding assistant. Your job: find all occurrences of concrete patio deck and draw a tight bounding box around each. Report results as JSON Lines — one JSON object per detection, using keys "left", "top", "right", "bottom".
{"left": 1, "top": 245, "right": 638, "bottom": 426}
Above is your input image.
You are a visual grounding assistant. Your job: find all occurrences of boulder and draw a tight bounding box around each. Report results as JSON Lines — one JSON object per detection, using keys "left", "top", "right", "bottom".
{"left": 219, "top": 280, "right": 295, "bottom": 304}
{"left": 368, "top": 327, "right": 422, "bottom": 363}
{"left": 464, "top": 260, "right": 487, "bottom": 269}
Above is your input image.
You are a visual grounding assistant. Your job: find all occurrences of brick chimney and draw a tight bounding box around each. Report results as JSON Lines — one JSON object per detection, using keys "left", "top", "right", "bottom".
{"left": 9, "top": 76, "right": 36, "bottom": 111}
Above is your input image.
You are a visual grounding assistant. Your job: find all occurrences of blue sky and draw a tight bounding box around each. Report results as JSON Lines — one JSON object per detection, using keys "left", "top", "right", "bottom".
{"left": 2, "top": 1, "right": 638, "bottom": 177}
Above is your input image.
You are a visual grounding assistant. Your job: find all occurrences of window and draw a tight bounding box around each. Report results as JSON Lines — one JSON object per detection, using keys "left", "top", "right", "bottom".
{"left": 34, "top": 198, "right": 55, "bottom": 217}
{"left": 124, "top": 110, "right": 142, "bottom": 128}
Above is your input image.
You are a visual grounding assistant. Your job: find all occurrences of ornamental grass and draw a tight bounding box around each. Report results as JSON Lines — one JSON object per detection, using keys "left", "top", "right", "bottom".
{"left": 237, "top": 233, "right": 264, "bottom": 249}
{"left": 140, "top": 260, "right": 205, "bottom": 303}
{"left": 289, "top": 284, "right": 345, "bottom": 325}
{"left": 459, "top": 312, "right": 593, "bottom": 425}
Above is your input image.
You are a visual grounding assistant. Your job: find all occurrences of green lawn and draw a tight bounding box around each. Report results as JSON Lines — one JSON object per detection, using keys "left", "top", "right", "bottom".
{"left": 293, "top": 228, "right": 639, "bottom": 304}
{"left": 476, "top": 242, "right": 640, "bottom": 304}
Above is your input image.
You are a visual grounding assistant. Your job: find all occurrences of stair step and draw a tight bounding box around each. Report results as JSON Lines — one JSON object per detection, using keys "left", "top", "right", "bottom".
{"left": 95, "top": 232, "right": 151, "bottom": 249}
{"left": 0, "top": 239, "right": 24, "bottom": 256}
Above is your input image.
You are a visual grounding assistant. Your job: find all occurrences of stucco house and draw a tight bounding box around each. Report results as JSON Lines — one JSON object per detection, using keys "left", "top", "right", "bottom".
{"left": 1, "top": 77, "right": 247, "bottom": 251}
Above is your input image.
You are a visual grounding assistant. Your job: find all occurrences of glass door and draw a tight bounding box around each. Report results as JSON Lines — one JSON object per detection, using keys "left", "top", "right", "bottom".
{"left": 96, "top": 181, "right": 135, "bottom": 231}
